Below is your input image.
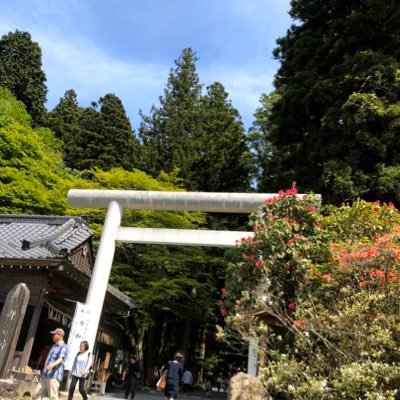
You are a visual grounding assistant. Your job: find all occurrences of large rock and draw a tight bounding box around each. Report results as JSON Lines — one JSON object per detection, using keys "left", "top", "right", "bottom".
{"left": 0, "top": 379, "right": 19, "bottom": 400}
{"left": 228, "top": 372, "right": 270, "bottom": 400}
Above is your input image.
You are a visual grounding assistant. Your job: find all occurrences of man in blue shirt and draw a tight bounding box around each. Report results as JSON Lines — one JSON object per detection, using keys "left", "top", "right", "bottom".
{"left": 33, "top": 328, "right": 68, "bottom": 400}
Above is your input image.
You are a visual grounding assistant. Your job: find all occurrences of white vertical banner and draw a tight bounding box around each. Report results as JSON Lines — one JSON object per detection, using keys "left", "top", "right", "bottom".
{"left": 64, "top": 302, "right": 95, "bottom": 370}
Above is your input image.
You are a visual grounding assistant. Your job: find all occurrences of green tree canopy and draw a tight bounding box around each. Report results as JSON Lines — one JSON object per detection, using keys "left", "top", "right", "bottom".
{"left": 48, "top": 93, "right": 140, "bottom": 172}
{"left": 255, "top": 0, "right": 400, "bottom": 204}
{"left": 0, "top": 30, "right": 47, "bottom": 126}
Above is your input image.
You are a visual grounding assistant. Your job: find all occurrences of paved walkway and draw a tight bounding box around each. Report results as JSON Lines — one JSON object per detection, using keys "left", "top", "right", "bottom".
{"left": 91, "top": 386, "right": 227, "bottom": 400}
{"left": 61, "top": 386, "right": 227, "bottom": 400}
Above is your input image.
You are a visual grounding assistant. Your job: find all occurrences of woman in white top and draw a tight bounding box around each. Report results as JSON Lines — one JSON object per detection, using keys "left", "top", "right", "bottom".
{"left": 68, "top": 340, "right": 92, "bottom": 400}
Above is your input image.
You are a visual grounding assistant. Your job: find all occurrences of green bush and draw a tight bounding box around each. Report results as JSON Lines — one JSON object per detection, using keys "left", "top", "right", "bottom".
{"left": 224, "top": 188, "right": 400, "bottom": 399}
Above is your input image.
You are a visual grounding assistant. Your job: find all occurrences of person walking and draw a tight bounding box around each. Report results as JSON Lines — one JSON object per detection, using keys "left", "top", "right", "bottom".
{"left": 124, "top": 354, "right": 141, "bottom": 400}
{"left": 182, "top": 368, "right": 193, "bottom": 394}
{"left": 68, "top": 340, "right": 92, "bottom": 400}
{"left": 205, "top": 378, "right": 213, "bottom": 398}
{"left": 216, "top": 374, "right": 223, "bottom": 392}
{"left": 32, "top": 328, "right": 68, "bottom": 400}
{"left": 163, "top": 351, "right": 184, "bottom": 400}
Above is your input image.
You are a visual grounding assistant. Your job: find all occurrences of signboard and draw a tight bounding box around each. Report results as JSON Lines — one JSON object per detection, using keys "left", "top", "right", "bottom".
{"left": 64, "top": 302, "right": 94, "bottom": 370}
{"left": 247, "top": 337, "right": 258, "bottom": 377}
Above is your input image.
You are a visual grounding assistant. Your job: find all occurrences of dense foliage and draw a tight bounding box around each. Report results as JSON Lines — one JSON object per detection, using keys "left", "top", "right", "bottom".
{"left": 253, "top": 0, "right": 400, "bottom": 204}
{"left": 0, "top": 87, "right": 67, "bottom": 214}
{"left": 223, "top": 189, "right": 400, "bottom": 399}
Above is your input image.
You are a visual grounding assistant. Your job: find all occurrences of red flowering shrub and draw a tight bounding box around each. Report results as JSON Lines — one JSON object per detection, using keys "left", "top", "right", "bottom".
{"left": 223, "top": 194, "right": 400, "bottom": 399}
{"left": 222, "top": 184, "right": 326, "bottom": 316}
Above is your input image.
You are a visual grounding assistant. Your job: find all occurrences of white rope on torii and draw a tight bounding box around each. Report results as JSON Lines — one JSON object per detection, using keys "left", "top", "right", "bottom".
{"left": 67, "top": 189, "right": 315, "bottom": 373}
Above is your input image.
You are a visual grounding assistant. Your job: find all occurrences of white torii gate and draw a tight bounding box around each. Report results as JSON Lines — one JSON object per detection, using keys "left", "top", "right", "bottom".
{"left": 67, "top": 189, "right": 310, "bottom": 375}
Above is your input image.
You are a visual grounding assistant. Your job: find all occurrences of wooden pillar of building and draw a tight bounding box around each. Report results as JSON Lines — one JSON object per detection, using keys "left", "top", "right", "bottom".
{"left": 19, "top": 290, "right": 45, "bottom": 369}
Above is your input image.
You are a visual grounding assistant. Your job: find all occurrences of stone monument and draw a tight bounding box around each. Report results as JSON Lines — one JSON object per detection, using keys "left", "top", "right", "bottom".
{"left": 0, "top": 283, "right": 30, "bottom": 379}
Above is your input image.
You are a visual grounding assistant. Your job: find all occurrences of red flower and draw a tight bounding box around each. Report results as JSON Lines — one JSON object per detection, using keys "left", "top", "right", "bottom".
{"left": 321, "top": 274, "right": 332, "bottom": 281}
{"left": 293, "top": 319, "right": 305, "bottom": 329}
{"left": 221, "top": 309, "right": 228, "bottom": 317}
{"left": 288, "top": 302, "right": 296, "bottom": 311}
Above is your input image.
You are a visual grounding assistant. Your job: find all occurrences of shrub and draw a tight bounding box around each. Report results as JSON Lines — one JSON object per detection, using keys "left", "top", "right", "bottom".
{"left": 223, "top": 189, "right": 400, "bottom": 399}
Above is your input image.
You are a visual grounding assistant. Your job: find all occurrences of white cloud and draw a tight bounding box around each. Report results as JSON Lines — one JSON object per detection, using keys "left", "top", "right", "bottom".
{"left": 34, "top": 31, "right": 169, "bottom": 124}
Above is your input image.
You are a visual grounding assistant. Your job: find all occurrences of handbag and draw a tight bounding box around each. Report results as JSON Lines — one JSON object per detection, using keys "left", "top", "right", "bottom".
{"left": 156, "top": 363, "right": 169, "bottom": 391}
{"left": 156, "top": 376, "right": 166, "bottom": 390}
{"left": 82, "top": 352, "right": 93, "bottom": 380}
{"left": 85, "top": 367, "right": 93, "bottom": 380}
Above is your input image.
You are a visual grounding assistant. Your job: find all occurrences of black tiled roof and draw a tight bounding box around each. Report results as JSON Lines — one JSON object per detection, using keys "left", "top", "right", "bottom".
{"left": 0, "top": 214, "right": 135, "bottom": 309}
{"left": 0, "top": 214, "right": 91, "bottom": 259}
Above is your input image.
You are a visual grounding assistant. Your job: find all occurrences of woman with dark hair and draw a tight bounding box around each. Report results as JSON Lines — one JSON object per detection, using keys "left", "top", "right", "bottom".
{"left": 163, "top": 351, "right": 184, "bottom": 400}
{"left": 68, "top": 340, "right": 92, "bottom": 400}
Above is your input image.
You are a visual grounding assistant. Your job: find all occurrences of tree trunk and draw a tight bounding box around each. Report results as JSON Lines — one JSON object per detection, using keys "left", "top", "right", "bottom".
{"left": 181, "top": 319, "right": 191, "bottom": 354}
{"left": 196, "top": 328, "right": 206, "bottom": 384}
{"left": 143, "top": 324, "right": 155, "bottom": 386}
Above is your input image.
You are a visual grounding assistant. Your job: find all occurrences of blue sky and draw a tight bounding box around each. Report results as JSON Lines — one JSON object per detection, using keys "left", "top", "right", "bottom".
{"left": 0, "top": 0, "right": 292, "bottom": 131}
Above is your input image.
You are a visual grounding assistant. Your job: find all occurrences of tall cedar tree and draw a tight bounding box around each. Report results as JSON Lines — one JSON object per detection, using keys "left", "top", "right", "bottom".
{"left": 139, "top": 48, "right": 203, "bottom": 189}
{"left": 0, "top": 30, "right": 47, "bottom": 126}
{"left": 248, "top": 93, "right": 278, "bottom": 190}
{"left": 257, "top": 0, "right": 400, "bottom": 204}
{"left": 72, "top": 102, "right": 104, "bottom": 171}
{"left": 194, "top": 82, "right": 253, "bottom": 192}
{"left": 45, "top": 89, "right": 83, "bottom": 169}
{"left": 98, "top": 93, "right": 139, "bottom": 170}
